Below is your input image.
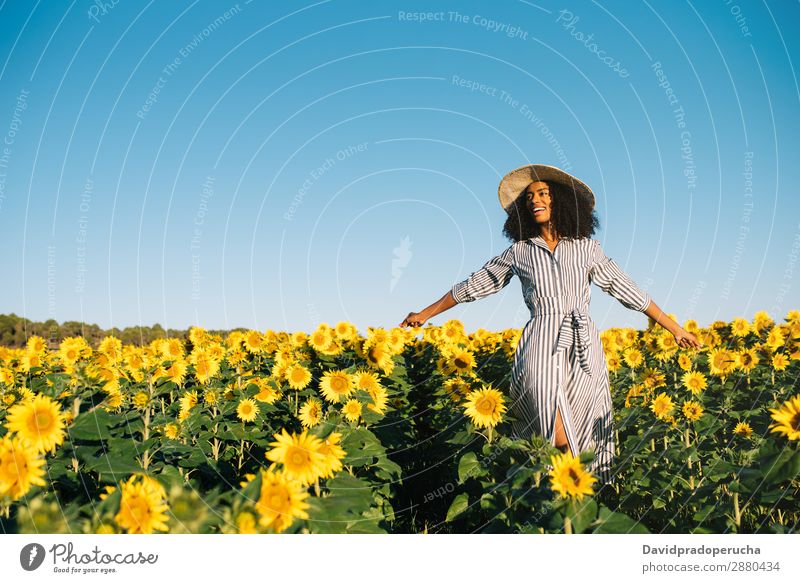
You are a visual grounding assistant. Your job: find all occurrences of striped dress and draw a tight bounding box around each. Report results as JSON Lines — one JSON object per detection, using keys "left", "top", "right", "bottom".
{"left": 451, "top": 235, "right": 652, "bottom": 485}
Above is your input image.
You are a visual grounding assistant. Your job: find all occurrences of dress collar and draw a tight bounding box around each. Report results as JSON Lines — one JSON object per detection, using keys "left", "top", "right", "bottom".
{"left": 527, "top": 234, "right": 563, "bottom": 253}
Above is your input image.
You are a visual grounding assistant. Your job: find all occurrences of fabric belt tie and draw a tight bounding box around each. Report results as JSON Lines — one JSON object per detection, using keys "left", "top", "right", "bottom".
{"left": 553, "top": 309, "right": 593, "bottom": 377}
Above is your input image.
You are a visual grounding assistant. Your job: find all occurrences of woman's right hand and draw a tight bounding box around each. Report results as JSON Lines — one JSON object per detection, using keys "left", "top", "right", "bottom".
{"left": 399, "top": 311, "right": 427, "bottom": 328}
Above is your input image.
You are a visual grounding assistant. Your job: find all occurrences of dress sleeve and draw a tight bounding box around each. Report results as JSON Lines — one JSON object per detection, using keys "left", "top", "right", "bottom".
{"left": 451, "top": 244, "right": 517, "bottom": 303}
{"left": 588, "top": 239, "right": 651, "bottom": 312}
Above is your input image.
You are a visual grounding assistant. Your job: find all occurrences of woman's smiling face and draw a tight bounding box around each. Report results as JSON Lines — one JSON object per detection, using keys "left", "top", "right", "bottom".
{"left": 525, "top": 181, "right": 552, "bottom": 224}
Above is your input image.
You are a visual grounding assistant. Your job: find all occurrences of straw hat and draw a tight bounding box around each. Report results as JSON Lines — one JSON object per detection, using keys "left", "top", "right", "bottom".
{"left": 497, "top": 164, "right": 595, "bottom": 211}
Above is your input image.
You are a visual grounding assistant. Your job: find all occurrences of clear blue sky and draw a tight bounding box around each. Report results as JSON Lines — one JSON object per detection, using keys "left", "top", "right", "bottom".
{"left": 0, "top": 0, "right": 798, "bottom": 335}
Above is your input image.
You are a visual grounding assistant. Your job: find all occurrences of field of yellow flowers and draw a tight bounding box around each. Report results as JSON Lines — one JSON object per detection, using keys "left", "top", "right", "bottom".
{"left": 0, "top": 310, "right": 798, "bottom": 534}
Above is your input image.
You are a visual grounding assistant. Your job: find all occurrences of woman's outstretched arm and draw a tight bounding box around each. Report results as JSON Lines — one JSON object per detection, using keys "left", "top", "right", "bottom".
{"left": 399, "top": 290, "right": 458, "bottom": 328}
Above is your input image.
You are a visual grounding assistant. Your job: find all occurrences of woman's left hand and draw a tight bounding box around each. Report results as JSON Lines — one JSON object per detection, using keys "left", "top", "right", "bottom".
{"left": 672, "top": 327, "right": 703, "bottom": 349}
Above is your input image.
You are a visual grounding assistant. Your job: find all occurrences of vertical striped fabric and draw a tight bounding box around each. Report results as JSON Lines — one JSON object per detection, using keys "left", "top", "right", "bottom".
{"left": 451, "top": 236, "right": 651, "bottom": 486}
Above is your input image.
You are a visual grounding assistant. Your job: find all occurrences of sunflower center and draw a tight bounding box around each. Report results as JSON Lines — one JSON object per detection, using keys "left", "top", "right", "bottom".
{"left": 568, "top": 468, "right": 580, "bottom": 486}
{"left": 8, "top": 451, "right": 28, "bottom": 476}
{"left": 289, "top": 447, "right": 309, "bottom": 468}
{"left": 269, "top": 494, "right": 286, "bottom": 509}
{"left": 477, "top": 398, "right": 494, "bottom": 414}
{"left": 454, "top": 357, "right": 468, "bottom": 369}
{"left": 792, "top": 413, "right": 800, "bottom": 431}
{"left": 127, "top": 496, "right": 152, "bottom": 524}
{"left": 30, "top": 410, "right": 53, "bottom": 432}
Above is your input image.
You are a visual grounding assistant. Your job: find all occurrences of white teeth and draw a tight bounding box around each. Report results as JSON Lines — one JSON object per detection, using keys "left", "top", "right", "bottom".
{"left": 534, "top": 207, "right": 545, "bottom": 211}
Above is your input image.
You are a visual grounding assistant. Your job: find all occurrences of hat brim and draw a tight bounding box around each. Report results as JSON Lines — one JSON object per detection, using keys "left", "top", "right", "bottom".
{"left": 498, "top": 164, "right": 595, "bottom": 211}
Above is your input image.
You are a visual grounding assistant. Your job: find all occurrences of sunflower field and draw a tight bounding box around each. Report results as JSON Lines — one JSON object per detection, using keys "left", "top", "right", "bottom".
{"left": 0, "top": 309, "right": 798, "bottom": 534}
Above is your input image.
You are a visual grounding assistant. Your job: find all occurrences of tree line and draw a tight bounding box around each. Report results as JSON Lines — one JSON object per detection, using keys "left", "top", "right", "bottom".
{"left": 0, "top": 313, "right": 238, "bottom": 349}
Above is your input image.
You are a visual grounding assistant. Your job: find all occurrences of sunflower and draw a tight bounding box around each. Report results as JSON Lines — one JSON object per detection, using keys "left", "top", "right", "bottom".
{"left": 682, "top": 400, "right": 704, "bottom": 422}
{"left": 98, "top": 336, "right": 123, "bottom": 363}
{"left": 162, "top": 338, "right": 185, "bottom": 360}
{"left": 448, "top": 349, "right": 475, "bottom": 375}
{"left": 730, "top": 318, "right": 751, "bottom": 337}
{"left": 317, "top": 432, "right": 347, "bottom": 478}
{"left": 132, "top": 391, "right": 149, "bottom": 410}
{"left": 248, "top": 378, "right": 279, "bottom": 404}
{"left": 265, "top": 428, "right": 327, "bottom": 485}
{"left": 605, "top": 353, "right": 622, "bottom": 372}
{"left": 771, "top": 352, "right": 790, "bottom": 371}
{"left": 623, "top": 348, "right": 644, "bottom": 369}
{"left": 188, "top": 326, "right": 208, "bottom": 347}
{"left": 319, "top": 370, "right": 354, "bottom": 403}
{"left": 5, "top": 394, "right": 66, "bottom": 454}
{"left": 20, "top": 352, "right": 43, "bottom": 373}
{"left": 681, "top": 371, "right": 708, "bottom": 395}
{"left": 0, "top": 435, "right": 46, "bottom": 500}
{"left": 334, "top": 321, "right": 358, "bottom": 342}
{"left": 255, "top": 468, "right": 310, "bottom": 533}
{"left": 114, "top": 476, "right": 170, "bottom": 534}
{"left": 443, "top": 378, "right": 471, "bottom": 402}
{"left": 162, "top": 359, "right": 188, "bottom": 386}
{"left": 0, "top": 367, "right": 15, "bottom": 387}
{"left": 548, "top": 450, "right": 597, "bottom": 501}
{"left": 290, "top": 331, "right": 308, "bottom": 347}
{"left": 286, "top": 363, "right": 312, "bottom": 390}
{"left": 366, "top": 385, "right": 389, "bottom": 415}
{"left": 753, "top": 310, "right": 775, "bottom": 335}
{"left": 733, "top": 421, "right": 753, "bottom": 438}
{"left": 236, "top": 511, "right": 259, "bottom": 534}
{"left": 642, "top": 368, "right": 667, "bottom": 389}
{"left": 243, "top": 330, "right": 265, "bottom": 354}
{"left": 103, "top": 387, "right": 125, "bottom": 412}
{"left": 363, "top": 341, "right": 394, "bottom": 372}
{"left": 237, "top": 398, "right": 258, "bottom": 423}
{"left": 649, "top": 392, "right": 675, "bottom": 420}
{"left": 298, "top": 398, "right": 323, "bottom": 428}
{"left": 707, "top": 348, "right": 736, "bottom": 377}
{"left": 768, "top": 394, "right": 800, "bottom": 441}
{"left": 677, "top": 353, "right": 693, "bottom": 371}
{"left": 163, "top": 423, "right": 180, "bottom": 439}
{"left": 766, "top": 326, "right": 788, "bottom": 351}
{"left": 308, "top": 326, "right": 334, "bottom": 352}
{"left": 202, "top": 389, "right": 218, "bottom": 406}
{"left": 342, "top": 399, "right": 362, "bottom": 423}
{"left": 463, "top": 386, "right": 506, "bottom": 429}
{"left": 192, "top": 352, "right": 220, "bottom": 384}
{"left": 179, "top": 390, "right": 199, "bottom": 414}
{"left": 26, "top": 335, "right": 47, "bottom": 355}
{"left": 655, "top": 333, "right": 679, "bottom": 354}
{"left": 353, "top": 370, "right": 381, "bottom": 392}
{"left": 58, "top": 337, "right": 86, "bottom": 365}
{"left": 736, "top": 348, "right": 759, "bottom": 373}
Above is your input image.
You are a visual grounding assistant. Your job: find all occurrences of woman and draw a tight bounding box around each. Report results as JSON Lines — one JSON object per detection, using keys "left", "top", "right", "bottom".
{"left": 399, "top": 164, "right": 702, "bottom": 486}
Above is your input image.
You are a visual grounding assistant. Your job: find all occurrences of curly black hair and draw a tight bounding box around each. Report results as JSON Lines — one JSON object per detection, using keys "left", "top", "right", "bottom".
{"left": 501, "top": 180, "right": 600, "bottom": 243}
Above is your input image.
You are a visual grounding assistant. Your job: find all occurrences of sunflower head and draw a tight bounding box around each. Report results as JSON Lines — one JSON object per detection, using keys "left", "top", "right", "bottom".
{"left": 5, "top": 394, "right": 66, "bottom": 454}
{"left": 548, "top": 450, "right": 597, "bottom": 501}
{"left": 463, "top": 386, "right": 506, "bottom": 429}
{"left": 768, "top": 394, "right": 800, "bottom": 441}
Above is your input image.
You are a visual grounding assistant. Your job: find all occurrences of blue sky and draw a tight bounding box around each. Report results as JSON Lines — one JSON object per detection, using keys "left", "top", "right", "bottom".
{"left": 0, "top": 0, "right": 798, "bottom": 335}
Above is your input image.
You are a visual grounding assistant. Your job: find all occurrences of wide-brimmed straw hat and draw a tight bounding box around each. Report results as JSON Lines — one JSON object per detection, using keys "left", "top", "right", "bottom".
{"left": 497, "top": 164, "right": 595, "bottom": 211}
